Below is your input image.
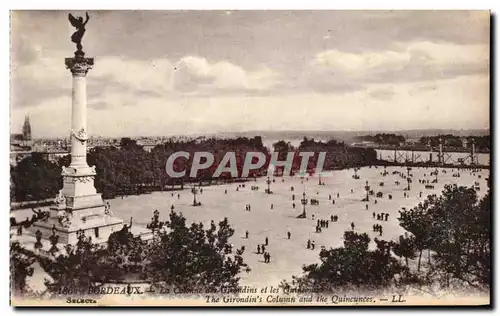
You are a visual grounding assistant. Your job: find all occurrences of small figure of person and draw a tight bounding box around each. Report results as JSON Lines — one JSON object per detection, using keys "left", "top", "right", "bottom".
{"left": 225, "top": 189, "right": 227, "bottom": 194}
{"left": 337, "top": 193, "right": 340, "bottom": 198}
{"left": 293, "top": 203, "right": 296, "bottom": 209}
{"left": 332, "top": 199, "right": 335, "bottom": 205}
{"left": 287, "top": 230, "right": 291, "bottom": 240}
{"left": 373, "top": 212, "right": 376, "bottom": 219}
{"left": 265, "top": 237, "right": 269, "bottom": 246}
{"left": 307, "top": 239, "right": 311, "bottom": 249}
{"left": 329, "top": 194, "right": 332, "bottom": 200}
{"left": 331, "top": 215, "right": 334, "bottom": 222}
{"left": 312, "top": 214, "right": 315, "bottom": 220}
{"left": 245, "top": 230, "right": 249, "bottom": 239}
{"left": 257, "top": 244, "right": 261, "bottom": 254}
{"left": 366, "top": 204, "right": 369, "bottom": 210}
{"left": 351, "top": 222, "right": 355, "bottom": 230}
{"left": 311, "top": 241, "right": 315, "bottom": 250}
{"left": 385, "top": 213, "right": 389, "bottom": 221}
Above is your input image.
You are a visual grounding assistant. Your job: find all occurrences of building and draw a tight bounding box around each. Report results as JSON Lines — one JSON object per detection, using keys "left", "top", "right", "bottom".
{"left": 10, "top": 115, "right": 34, "bottom": 165}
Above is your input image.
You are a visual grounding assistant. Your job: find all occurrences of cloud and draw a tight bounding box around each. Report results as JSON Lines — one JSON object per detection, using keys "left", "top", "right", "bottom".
{"left": 91, "top": 57, "right": 174, "bottom": 96}
{"left": 12, "top": 74, "right": 489, "bottom": 138}
{"left": 173, "top": 56, "right": 280, "bottom": 94}
{"left": 306, "top": 41, "right": 488, "bottom": 94}
{"left": 369, "top": 88, "right": 395, "bottom": 101}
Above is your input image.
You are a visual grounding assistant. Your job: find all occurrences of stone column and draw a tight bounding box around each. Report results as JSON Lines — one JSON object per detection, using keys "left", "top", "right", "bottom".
{"left": 62, "top": 54, "right": 100, "bottom": 210}
{"left": 65, "top": 54, "right": 94, "bottom": 168}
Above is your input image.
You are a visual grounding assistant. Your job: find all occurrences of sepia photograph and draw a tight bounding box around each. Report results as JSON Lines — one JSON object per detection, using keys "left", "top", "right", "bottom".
{"left": 9, "top": 10, "right": 491, "bottom": 307}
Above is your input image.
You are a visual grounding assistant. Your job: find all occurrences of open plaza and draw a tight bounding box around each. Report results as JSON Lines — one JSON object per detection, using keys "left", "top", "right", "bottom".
{"left": 12, "top": 165, "right": 489, "bottom": 290}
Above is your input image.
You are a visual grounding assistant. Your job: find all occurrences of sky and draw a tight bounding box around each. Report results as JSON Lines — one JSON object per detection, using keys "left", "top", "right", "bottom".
{"left": 10, "top": 10, "right": 490, "bottom": 138}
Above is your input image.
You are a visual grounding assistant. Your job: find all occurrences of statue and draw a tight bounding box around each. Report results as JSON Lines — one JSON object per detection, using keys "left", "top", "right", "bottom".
{"left": 68, "top": 12, "right": 90, "bottom": 54}
{"left": 57, "top": 210, "right": 72, "bottom": 228}
{"left": 71, "top": 127, "right": 89, "bottom": 144}
{"left": 54, "top": 190, "right": 66, "bottom": 206}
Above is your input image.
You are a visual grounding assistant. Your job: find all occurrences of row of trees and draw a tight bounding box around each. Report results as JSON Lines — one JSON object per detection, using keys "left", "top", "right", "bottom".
{"left": 357, "top": 133, "right": 406, "bottom": 146}
{"left": 11, "top": 136, "right": 378, "bottom": 201}
{"left": 419, "top": 135, "right": 490, "bottom": 151}
{"left": 271, "top": 137, "right": 378, "bottom": 175}
{"left": 10, "top": 153, "right": 62, "bottom": 202}
{"left": 282, "top": 183, "right": 490, "bottom": 293}
{"left": 11, "top": 211, "right": 248, "bottom": 296}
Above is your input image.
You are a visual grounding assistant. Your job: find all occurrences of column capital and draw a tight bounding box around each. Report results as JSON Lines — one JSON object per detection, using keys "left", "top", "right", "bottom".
{"left": 65, "top": 56, "right": 94, "bottom": 77}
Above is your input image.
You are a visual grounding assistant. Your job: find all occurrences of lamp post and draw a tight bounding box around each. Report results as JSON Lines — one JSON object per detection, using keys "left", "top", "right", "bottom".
{"left": 364, "top": 180, "right": 370, "bottom": 201}
{"left": 192, "top": 185, "right": 199, "bottom": 206}
{"left": 76, "top": 228, "right": 85, "bottom": 246}
{"left": 300, "top": 191, "right": 308, "bottom": 218}
{"left": 34, "top": 229, "right": 43, "bottom": 249}
{"left": 266, "top": 176, "right": 272, "bottom": 194}
{"left": 49, "top": 228, "right": 59, "bottom": 254}
{"left": 407, "top": 167, "right": 412, "bottom": 191}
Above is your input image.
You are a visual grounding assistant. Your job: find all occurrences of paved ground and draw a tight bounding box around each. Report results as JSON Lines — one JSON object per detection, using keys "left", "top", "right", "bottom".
{"left": 12, "top": 166, "right": 489, "bottom": 290}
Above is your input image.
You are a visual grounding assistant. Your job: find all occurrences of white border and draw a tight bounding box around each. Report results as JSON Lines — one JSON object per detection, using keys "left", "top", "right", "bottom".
{"left": 2, "top": 1, "right": 498, "bottom": 315}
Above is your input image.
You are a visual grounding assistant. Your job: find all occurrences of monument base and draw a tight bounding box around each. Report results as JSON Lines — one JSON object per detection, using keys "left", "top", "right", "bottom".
{"left": 14, "top": 224, "right": 153, "bottom": 259}
{"left": 31, "top": 215, "right": 124, "bottom": 244}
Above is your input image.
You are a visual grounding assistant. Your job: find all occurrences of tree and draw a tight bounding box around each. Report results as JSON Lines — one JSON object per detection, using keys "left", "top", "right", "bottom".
{"left": 10, "top": 242, "right": 35, "bottom": 295}
{"left": 11, "top": 153, "right": 62, "bottom": 202}
{"left": 398, "top": 184, "right": 490, "bottom": 289}
{"left": 40, "top": 235, "right": 126, "bottom": 296}
{"left": 144, "top": 211, "right": 249, "bottom": 291}
{"left": 392, "top": 234, "right": 417, "bottom": 268}
{"left": 282, "top": 231, "right": 405, "bottom": 292}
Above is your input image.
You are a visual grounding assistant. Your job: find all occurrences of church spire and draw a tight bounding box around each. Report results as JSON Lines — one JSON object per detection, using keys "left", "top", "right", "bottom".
{"left": 22, "top": 115, "right": 31, "bottom": 140}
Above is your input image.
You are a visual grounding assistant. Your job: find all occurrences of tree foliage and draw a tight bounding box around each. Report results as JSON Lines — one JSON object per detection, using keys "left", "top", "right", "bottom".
{"left": 283, "top": 232, "right": 405, "bottom": 292}
{"left": 145, "top": 211, "right": 249, "bottom": 291}
{"left": 10, "top": 242, "right": 36, "bottom": 295}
